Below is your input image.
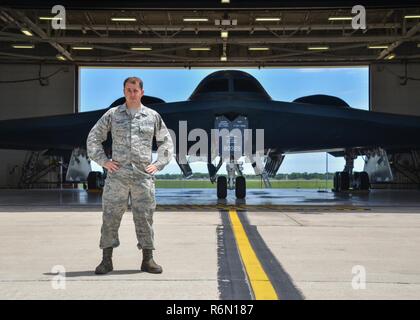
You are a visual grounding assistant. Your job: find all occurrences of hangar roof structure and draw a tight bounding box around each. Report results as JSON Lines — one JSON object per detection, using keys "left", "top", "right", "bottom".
{"left": 0, "top": 0, "right": 419, "bottom": 67}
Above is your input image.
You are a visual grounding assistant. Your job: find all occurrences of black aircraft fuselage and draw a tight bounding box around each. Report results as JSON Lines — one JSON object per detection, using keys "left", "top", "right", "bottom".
{"left": 1, "top": 70, "right": 420, "bottom": 160}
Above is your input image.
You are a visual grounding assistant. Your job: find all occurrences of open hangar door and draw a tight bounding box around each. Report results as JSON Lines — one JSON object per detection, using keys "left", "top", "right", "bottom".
{"left": 0, "top": 0, "right": 419, "bottom": 191}
{"left": 369, "top": 62, "right": 420, "bottom": 189}
{"left": 0, "top": 64, "right": 76, "bottom": 188}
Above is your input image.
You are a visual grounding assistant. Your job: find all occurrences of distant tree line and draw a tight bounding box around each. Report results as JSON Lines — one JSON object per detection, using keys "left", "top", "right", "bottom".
{"left": 156, "top": 172, "right": 332, "bottom": 180}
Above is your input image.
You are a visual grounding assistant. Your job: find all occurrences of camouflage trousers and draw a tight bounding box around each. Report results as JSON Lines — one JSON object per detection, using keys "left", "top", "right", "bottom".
{"left": 99, "top": 169, "right": 156, "bottom": 250}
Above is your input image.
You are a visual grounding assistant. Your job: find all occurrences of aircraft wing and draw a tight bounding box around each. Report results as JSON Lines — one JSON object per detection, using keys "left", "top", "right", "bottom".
{"left": 0, "top": 109, "right": 105, "bottom": 151}
{"left": 0, "top": 95, "right": 165, "bottom": 152}
{"left": 152, "top": 98, "right": 420, "bottom": 155}
{"left": 1, "top": 98, "right": 420, "bottom": 157}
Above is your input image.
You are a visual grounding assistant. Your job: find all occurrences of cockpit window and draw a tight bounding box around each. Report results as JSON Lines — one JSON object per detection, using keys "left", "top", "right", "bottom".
{"left": 195, "top": 79, "right": 229, "bottom": 94}
{"left": 234, "top": 79, "right": 262, "bottom": 93}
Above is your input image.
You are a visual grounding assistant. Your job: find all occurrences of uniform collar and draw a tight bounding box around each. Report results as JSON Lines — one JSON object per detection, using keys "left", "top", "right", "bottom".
{"left": 118, "top": 102, "right": 147, "bottom": 116}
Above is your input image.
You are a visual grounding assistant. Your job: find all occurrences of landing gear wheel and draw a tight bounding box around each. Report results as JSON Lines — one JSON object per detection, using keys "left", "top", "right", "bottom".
{"left": 333, "top": 171, "right": 350, "bottom": 192}
{"left": 359, "top": 171, "right": 370, "bottom": 190}
{"left": 339, "top": 171, "right": 350, "bottom": 191}
{"left": 235, "top": 176, "right": 246, "bottom": 199}
{"left": 217, "top": 176, "right": 227, "bottom": 199}
{"left": 87, "top": 171, "right": 104, "bottom": 190}
{"left": 352, "top": 171, "right": 370, "bottom": 190}
{"left": 333, "top": 172, "right": 340, "bottom": 191}
{"left": 352, "top": 172, "right": 361, "bottom": 190}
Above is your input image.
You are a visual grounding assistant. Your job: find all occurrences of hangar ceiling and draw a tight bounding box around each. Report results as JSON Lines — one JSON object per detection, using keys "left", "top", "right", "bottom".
{"left": 0, "top": 2, "right": 419, "bottom": 67}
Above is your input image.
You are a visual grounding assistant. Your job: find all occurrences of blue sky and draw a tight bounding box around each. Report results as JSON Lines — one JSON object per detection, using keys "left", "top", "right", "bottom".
{"left": 80, "top": 67, "right": 369, "bottom": 175}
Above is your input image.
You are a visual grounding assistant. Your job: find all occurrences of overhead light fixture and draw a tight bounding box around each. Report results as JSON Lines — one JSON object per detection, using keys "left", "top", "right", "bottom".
{"left": 385, "top": 53, "right": 396, "bottom": 60}
{"left": 189, "top": 47, "right": 211, "bottom": 51}
{"left": 56, "top": 54, "right": 66, "bottom": 61}
{"left": 248, "top": 47, "right": 270, "bottom": 51}
{"left": 183, "top": 18, "right": 209, "bottom": 22}
{"left": 20, "top": 28, "right": 33, "bottom": 36}
{"left": 220, "top": 54, "right": 227, "bottom": 61}
{"left": 404, "top": 15, "right": 420, "bottom": 19}
{"left": 255, "top": 17, "right": 281, "bottom": 22}
{"left": 417, "top": 43, "right": 420, "bottom": 48}
{"left": 308, "top": 46, "right": 329, "bottom": 50}
{"left": 221, "top": 0, "right": 230, "bottom": 3}
{"left": 221, "top": 30, "right": 228, "bottom": 38}
{"left": 368, "top": 45, "right": 389, "bottom": 49}
{"left": 12, "top": 44, "right": 34, "bottom": 49}
{"left": 72, "top": 46, "right": 93, "bottom": 50}
{"left": 111, "top": 17, "right": 137, "bottom": 22}
{"left": 328, "top": 17, "right": 353, "bottom": 21}
{"left": 130, "top": 47, "right": 152, "bottom": 51}
{"left": 39, "top": 16, "right": 62, "bottom": 20}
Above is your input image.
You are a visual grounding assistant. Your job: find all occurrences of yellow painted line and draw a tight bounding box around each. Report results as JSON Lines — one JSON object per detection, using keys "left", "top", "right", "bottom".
{"left": 228, "top": 209, "right": 279, "bottom": 300}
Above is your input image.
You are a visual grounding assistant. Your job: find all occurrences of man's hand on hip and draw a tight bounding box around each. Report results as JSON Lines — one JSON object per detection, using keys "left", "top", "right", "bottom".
{"left": 145, "top": 164, "right": 158, "bottom": 175}
{"left": 104, "top": 160, "right": 120, "bottom": 173}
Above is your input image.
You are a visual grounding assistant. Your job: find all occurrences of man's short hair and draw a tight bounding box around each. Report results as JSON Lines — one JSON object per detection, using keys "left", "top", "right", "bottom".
{"left": 123, "top": 77, "right": 143, "bottom": 89}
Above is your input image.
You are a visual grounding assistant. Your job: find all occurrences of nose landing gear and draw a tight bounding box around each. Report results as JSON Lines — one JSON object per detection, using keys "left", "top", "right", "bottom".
{"left": 215, "top": 161, "right": 246, "bottom": 199}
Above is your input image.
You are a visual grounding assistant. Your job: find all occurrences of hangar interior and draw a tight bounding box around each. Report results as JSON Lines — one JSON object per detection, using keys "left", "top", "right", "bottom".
{"left": 1, "top": 1, "right": 420, "bottom": 301}
{"left": 1, "top": 2, "right": 420, "bottom": 189}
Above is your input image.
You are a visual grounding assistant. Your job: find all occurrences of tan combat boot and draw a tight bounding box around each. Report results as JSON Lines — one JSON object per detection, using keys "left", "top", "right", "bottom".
{"left": 141, "top": 249, "right": 163, "bottom": 274}
{"left": 95, "top": 247, "right": 113, "bottom": 274}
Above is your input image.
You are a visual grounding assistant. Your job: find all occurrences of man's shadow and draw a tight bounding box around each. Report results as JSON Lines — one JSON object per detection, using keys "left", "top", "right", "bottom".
{"left": 44, "top": 270, "right": 143, "bottom": 277}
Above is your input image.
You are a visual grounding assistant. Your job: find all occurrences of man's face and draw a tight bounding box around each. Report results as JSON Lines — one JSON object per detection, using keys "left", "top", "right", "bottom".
{"left": 124, "top": 81, "right": 144, "bottom": 105}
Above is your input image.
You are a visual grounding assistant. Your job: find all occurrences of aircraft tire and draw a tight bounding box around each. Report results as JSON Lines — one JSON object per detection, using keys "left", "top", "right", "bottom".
{"left": 333, "top": 172, "right": 341, "bottom": 191}
{"left": 235, "top": 176, "right": 246, "bottom": 199}
{"left": 360, "top": 171, "right": 370, "bottom": 190}
{"left": 87, "top": 171, "right": 103, "bottom": 190}
{"left": 339, "top": 171, "right": 350, "bottom": 191}
{"left": 352, "top": 172, "right": 361, "bottom": 190}
{"left": 217, "top": 176, "right": 227, "bottom": 199}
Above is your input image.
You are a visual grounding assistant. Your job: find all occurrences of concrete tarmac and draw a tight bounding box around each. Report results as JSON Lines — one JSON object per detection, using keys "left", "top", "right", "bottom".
{"left": 0, "top": 198, "right": 419, "bottom": 299}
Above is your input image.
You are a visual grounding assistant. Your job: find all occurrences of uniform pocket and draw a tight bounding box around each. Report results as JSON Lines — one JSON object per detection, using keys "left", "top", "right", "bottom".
{"left": 147, "top": 178, "right": 156, "bottom": 209}
{"left": 139, "top": 125, "right": 154, "bottom": 141}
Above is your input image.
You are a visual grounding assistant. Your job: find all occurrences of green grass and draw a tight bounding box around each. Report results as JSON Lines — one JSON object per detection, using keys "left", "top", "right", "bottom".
{"left": 155, "top": 179, "right": 333, "bottom": 189}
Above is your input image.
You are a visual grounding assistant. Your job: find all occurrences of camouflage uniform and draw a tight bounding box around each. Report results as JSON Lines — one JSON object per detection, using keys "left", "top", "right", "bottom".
{"left": 86, "top": 103, "right": 174, "bottom": 250}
